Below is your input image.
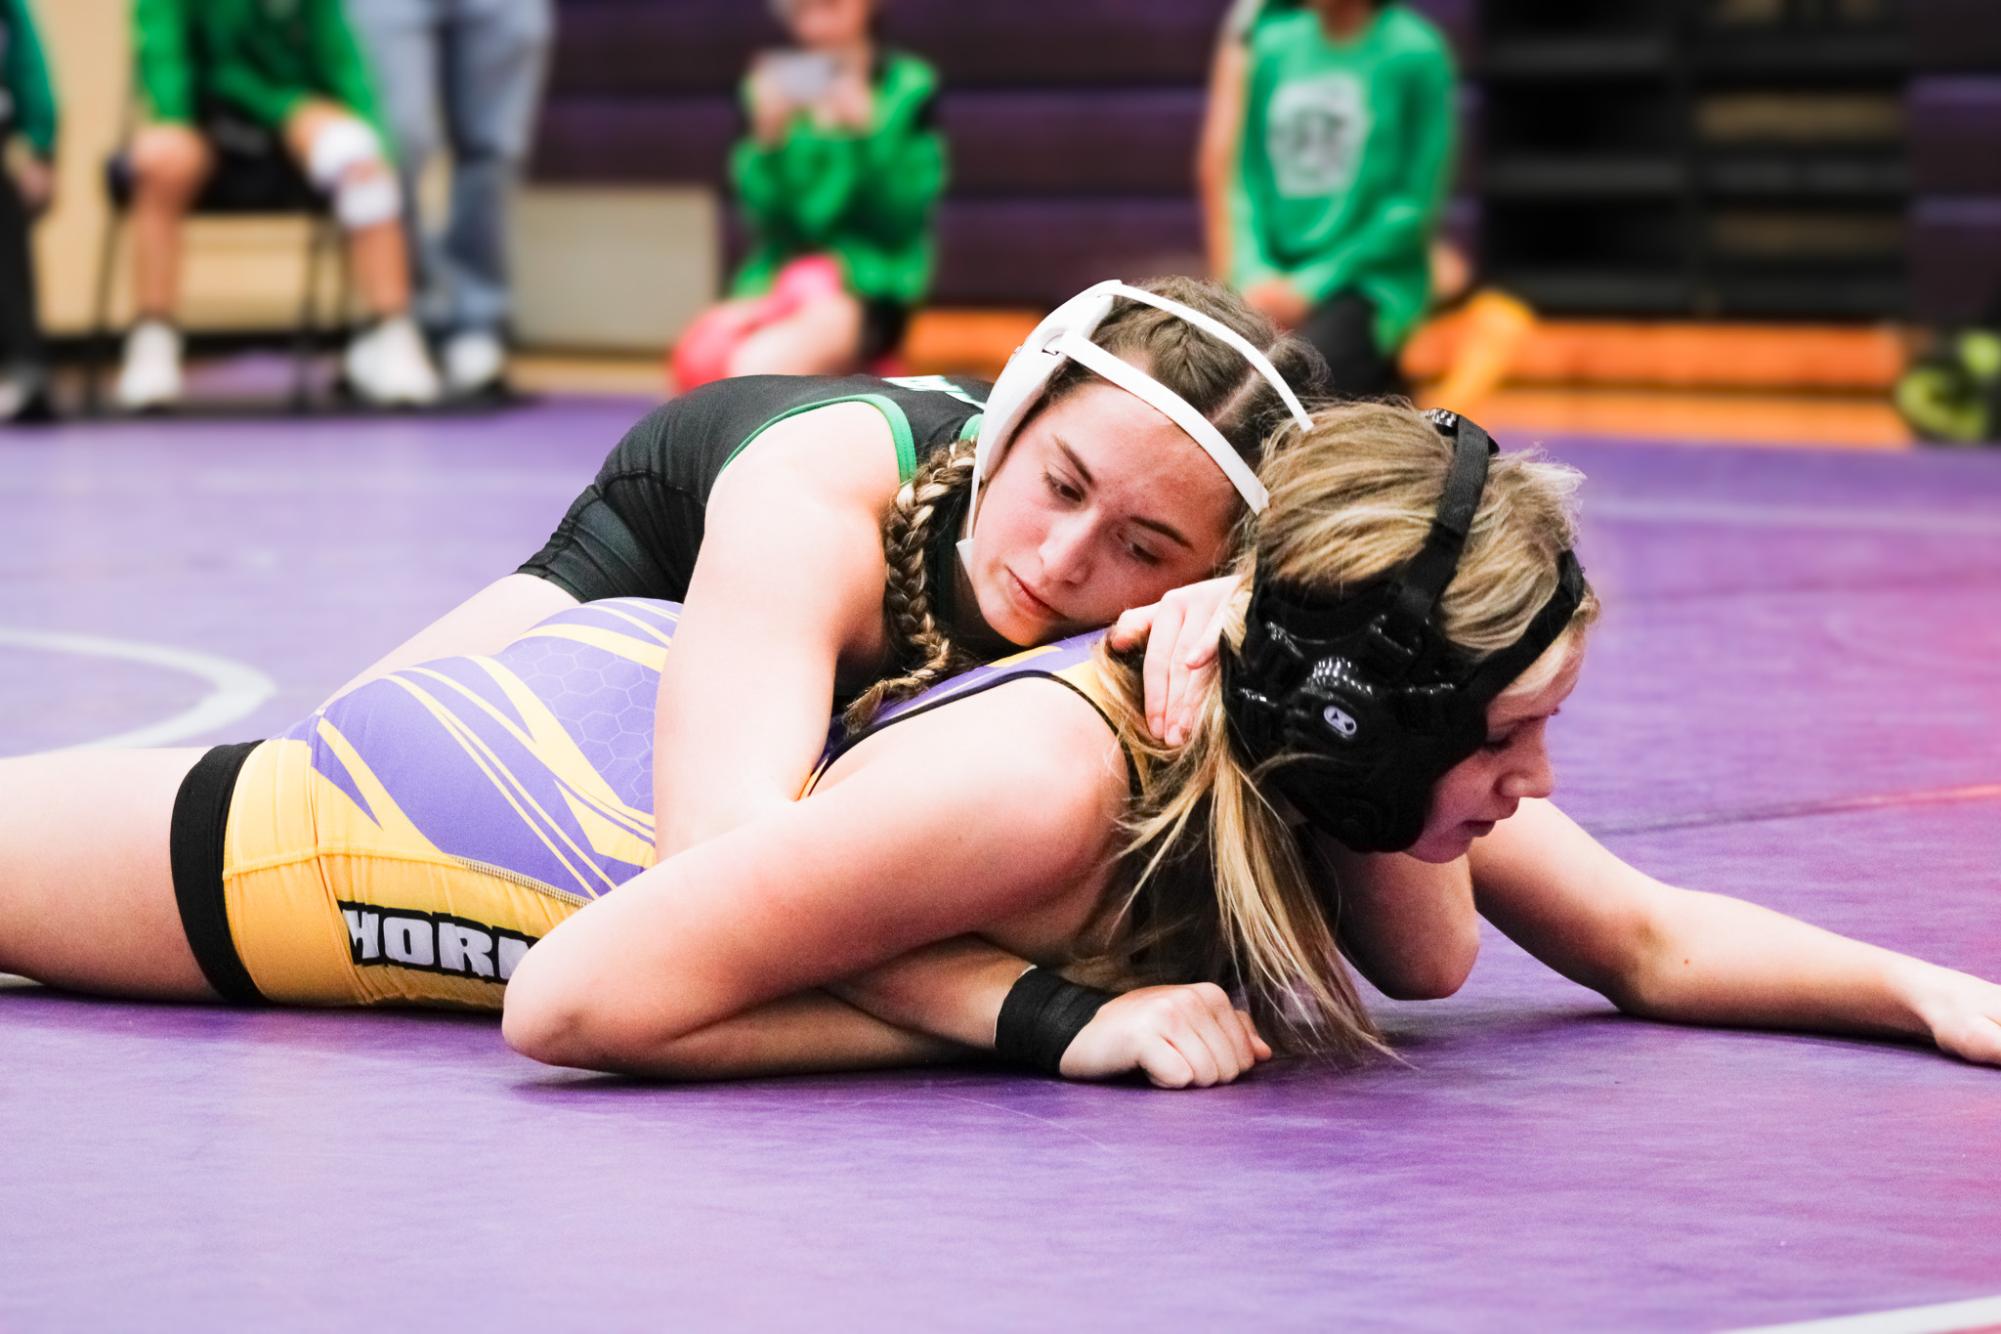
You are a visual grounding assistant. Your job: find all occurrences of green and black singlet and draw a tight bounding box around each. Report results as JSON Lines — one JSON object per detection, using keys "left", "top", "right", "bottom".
{"left": 519, "top": 373, "right": 990, "bottom": 604}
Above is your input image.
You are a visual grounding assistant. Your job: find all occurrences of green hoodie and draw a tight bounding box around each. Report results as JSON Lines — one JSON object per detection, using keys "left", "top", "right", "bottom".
{"left": 133, "top": 0, "right": 385, "bottom": 143}
{"left": 1, "top": 0, "right": 57, "bottom": 159}
{"left": 1232, "top": 4, "right": 1455, "bottom": 354}
{"left": 729, "top": 49, "right": 947, "bottom": 310}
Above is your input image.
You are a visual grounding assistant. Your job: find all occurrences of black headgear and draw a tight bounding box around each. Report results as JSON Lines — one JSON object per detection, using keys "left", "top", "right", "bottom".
{"left": 1220, "top": 410, "right": 1586, "bottom": 854}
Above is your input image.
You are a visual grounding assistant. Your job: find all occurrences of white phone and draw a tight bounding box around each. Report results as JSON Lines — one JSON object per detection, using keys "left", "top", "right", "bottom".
{"left": 761, "top": 50, "right": 840, "bottom": 105}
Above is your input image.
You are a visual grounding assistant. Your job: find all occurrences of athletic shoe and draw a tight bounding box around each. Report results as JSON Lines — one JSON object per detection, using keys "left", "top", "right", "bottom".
{"left": 114, "top": 320, "right": 184, "bottom": 411}
{"left": 0, "top": 366, "right": 55, "bottom": 425}
{"left": 443, "top": 330, "right": 508, "bottom": 397}
{"left": 345, "top": 315, "right": 442, "bottom": 407}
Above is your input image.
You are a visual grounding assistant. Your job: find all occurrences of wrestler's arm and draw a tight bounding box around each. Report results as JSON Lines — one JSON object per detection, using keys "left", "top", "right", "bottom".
{"left": 1469, "top": 799, "right": 2001, "bottom": 1065}
{"left": 606, "top": 937, "right": 1269, "bottom": 1087}
{"left": 1299, "top": 834, "right": 1482, "bottom": 1000}
{"left": 828, "top": 838, "right": 1480, "bottom": 1036}
{"left": 593, "top": 989, "right": 971, "bottom": 1079}
{"left": 647, "top": 403, "right": 902, "bottom": 862}
{"left": 503, "top": 678, "right": 1127, "bottom": 1075}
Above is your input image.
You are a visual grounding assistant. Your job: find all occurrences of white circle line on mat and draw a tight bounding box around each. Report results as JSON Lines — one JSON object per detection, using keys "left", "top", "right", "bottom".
{"left": 1727, "top": 1293, "right": 2001, "bottom": 1334}
{"left": 0, "top": 627, "right": 277, "bottom": 751}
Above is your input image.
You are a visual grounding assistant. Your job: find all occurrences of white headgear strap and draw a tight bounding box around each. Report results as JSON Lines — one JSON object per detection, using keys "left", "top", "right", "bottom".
{"left": 961, "top": 280, "right": 1313, "bottom": 556}
{"left": 1048, "top": 334, "right": 1270, "bottom": 511}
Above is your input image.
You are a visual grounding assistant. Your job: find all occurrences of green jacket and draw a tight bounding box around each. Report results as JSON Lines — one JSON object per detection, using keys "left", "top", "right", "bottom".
{"left": 1232, "top": 4, "right": 1455, "bottom": 353}
{"left": 1, "top": 0, "right": 57, "bottom": 159}
{"left": 729, "top": 49, "right": 947, "bottom": 309}
{"left": 133, "top": 0, "right": 386, "bottom": 144}
{"left": 1223, "top": 0, "right": 1304, "bottom": 43}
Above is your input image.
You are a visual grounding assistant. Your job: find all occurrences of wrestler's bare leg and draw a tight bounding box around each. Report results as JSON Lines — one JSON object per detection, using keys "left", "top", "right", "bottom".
{"left": 0, "top": 748, "right": 215, "bottom": 999}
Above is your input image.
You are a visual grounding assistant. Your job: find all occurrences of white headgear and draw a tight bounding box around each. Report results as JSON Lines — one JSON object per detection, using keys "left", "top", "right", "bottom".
{"left": 961, "top": 280, "right": 1314, "bottom": 556}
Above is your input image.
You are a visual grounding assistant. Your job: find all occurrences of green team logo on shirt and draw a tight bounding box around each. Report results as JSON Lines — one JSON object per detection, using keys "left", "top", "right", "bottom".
{"left": 1268, "top": 74, "right": 1370, "bottom": 198}
{"left": 884, "top": 375, "right": 987, "bottom": 409}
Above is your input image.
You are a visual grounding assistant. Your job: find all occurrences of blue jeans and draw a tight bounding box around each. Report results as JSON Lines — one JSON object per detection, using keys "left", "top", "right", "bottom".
{"left": 347, "top": 0, "right": 554, "bottom": 337}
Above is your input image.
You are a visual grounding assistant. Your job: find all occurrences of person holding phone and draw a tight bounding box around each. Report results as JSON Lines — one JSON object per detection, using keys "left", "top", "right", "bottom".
{"left": 670, "top": 0, "right": 945, "bottom": 391}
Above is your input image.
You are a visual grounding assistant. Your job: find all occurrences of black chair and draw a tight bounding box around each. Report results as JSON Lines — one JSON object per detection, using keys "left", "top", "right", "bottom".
{"left": 86, "top": 118, "right": 354, "bottom": 414}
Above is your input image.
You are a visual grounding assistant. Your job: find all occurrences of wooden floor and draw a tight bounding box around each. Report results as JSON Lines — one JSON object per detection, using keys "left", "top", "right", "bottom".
{"left": 512, "top": 351, "right": 1912, "bottom": 449}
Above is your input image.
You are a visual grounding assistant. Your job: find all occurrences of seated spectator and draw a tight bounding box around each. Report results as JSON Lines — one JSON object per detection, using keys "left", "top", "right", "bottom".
{"left": 116, "top": 0, "right": 439, "bottom": 410}
{"left": 671, "top": 0, "right": 945, "bottom": 392}
{"left": 346, "top": 0, "right": 554, "bottom": 400}
{"left": 1213, "top": 0, "right": 1454, "bottom": 400}
{"left": 1, "top": 0, "right": 56, "bottom": 423}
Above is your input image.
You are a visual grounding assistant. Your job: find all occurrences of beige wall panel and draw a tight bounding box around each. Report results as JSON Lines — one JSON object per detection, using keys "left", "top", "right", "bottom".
{"left": 510, "top": 185, "right": 719, "bottom": 353}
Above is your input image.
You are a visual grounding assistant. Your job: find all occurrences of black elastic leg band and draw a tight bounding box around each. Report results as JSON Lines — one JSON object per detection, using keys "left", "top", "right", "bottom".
{"left": 168, "top": 741, "right": 266, "bottom": 1005}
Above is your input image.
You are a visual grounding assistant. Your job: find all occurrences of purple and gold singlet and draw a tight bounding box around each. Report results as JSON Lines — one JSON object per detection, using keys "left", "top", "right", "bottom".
{"left": 216, "top": 599, "right": 1112, "bottom": 1006}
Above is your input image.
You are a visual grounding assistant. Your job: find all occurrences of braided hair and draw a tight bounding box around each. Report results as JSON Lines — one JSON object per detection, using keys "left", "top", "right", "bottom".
{"left": 843, "top": 277, "right": 1327, "bottom": 731}
{"left": 841, "top": 434, "right": 982, "bottom": 732}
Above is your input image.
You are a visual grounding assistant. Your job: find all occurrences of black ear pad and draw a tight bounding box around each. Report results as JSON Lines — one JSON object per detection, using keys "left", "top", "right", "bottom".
{"left": 1224, "top": 621, "right": 1486, "bottom": 854}
{"left": 1220, "top": 412, "right": 1585, "bottom": 854}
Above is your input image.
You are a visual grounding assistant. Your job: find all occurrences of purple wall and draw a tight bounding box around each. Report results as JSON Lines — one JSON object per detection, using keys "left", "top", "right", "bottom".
{"left": 1910, "top": 1, "right": 2001, "bottom": 322}
{"left": 534, "top": 0, "right": 1481, "bottom": 308}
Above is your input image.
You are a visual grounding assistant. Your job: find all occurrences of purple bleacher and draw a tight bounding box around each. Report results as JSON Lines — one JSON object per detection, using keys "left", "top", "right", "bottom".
{"left": 1908, "top": 4, "right": 2001, "bottom": 323}
{"left": 1911, "top": 198, "right": 2001, "bottom": 323}
{"left": 537, "top": 97, "right": 737, "bottom": 186}
{"left": 537, "top": 0, "right": 1482, "bottom": 310}
{"left": 1913, "top": 0, "right": 2001, "bottom": 71}
{"left": 1910, "top": 79, "right": 2001, "bottom": 195}
{"left": 546, "top": 0, "right": 776, "bottom": 97}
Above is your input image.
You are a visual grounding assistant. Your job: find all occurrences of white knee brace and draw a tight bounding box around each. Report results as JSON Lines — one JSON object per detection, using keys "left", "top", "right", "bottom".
{"left": 306, "top": 118, "right": 402, "bottom": 230}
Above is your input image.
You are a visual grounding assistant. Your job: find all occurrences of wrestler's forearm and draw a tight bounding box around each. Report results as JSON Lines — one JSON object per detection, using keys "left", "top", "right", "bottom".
{"left": 826, "top": 936, "right": 1040, "bottom": 1050}
{"left": 1619, "top": 889, "right": 1942, "bottom": 1040}
{"left": 1471, "top": 801, "right": 1995, "bottom": 1057}
{"left": 528, "top": 989, "right": 969, "bottom": 1080}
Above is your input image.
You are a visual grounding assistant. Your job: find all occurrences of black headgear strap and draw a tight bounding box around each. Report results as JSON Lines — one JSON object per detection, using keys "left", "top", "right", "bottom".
{"left": 1221, "top": 410, "right": 1586, "bottom": 853}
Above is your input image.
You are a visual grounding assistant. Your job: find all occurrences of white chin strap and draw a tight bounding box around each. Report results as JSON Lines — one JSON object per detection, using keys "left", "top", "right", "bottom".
{"left": 958, "top": 279, "right": 1315, "bottom": 567}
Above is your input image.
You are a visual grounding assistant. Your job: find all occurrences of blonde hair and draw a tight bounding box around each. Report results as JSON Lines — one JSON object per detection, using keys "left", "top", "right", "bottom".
{"left": 844, "top": 276, "right": 1327, "bottom": 731}
{"left": 1073, "top": 401, "right": 1601, "bottom": 1059}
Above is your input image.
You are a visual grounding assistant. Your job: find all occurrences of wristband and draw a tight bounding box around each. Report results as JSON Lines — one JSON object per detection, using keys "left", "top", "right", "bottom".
{"left": 994, "top": 966, "right": 1114, "bottom": 1075}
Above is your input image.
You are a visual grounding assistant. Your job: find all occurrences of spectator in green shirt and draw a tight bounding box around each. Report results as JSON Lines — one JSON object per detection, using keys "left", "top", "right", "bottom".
{"left": 116, "top": 0, "right": 439, "bottom": 410}
{"left": 1213, "top": 0, "right": 1455, "bottom": 399}
{"left": 1, "top": 0, "right": 57, "bottom": 422}
{"left": 671, "top": 0, "right": 946, "bottom": 391}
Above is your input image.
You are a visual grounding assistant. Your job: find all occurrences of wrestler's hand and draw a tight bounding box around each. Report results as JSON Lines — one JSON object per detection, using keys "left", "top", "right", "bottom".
{"left": 1914, "top": 968, "right": 2001, "bottom": 1067}
{"left": 1108, "top": 575, "right": 1241, "bottom": 747}
{"left": 1059, "top": 982, "right": 1272, "bottom": 1087}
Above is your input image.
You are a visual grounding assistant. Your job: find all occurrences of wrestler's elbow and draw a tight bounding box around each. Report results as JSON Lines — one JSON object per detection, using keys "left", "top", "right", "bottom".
{"left": 502, "top": 949, "right": 655, "bottom": 1071}
{"left": 1366, "top": 923, "right": 1481, "bottom": 1002}
{"left": 1373, "top": 942, "right": 1479, "bottom": 1002}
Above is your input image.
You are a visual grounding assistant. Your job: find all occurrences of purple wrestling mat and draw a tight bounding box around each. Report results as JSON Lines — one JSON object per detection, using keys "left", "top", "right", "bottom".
{"left": 3, "top": 399, "right": 1998, "bottom": 1331}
